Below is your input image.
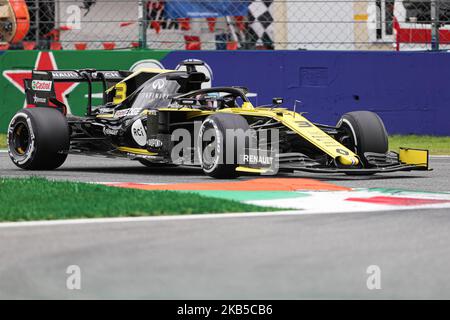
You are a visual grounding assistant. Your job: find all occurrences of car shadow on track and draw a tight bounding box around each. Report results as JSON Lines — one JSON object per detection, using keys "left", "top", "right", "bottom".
{"left": 58, "top": 165, "right": 204, "bottom": 177}
{"left": 285, "top": 173, "right": 429, "bottom": 182}
{"left": 57, "top": 164, "right": 429, "bottom": 182}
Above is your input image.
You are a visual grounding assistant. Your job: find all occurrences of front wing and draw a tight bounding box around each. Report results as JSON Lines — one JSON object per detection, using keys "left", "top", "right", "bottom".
{"left": 236, "top": 147, "right": 430, "bottom": 175}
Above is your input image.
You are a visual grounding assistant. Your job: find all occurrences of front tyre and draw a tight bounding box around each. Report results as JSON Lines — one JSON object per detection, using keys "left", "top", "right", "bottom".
{"left": 197, "top": 114, "right": 250, "bottom": 179}
{"left": 337, "top": 111, "right": 388, "bottom": 169}
{"left": 7, "top": 108, "right": 70, "bottom": 170}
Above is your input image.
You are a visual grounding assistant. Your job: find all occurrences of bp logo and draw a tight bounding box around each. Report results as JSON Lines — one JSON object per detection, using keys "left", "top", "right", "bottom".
{"left": 31, "top": 80, "right": 53, "bottom": 92}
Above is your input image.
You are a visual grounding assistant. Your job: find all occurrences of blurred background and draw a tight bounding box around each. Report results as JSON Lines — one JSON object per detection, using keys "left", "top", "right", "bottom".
{"left": 3, "top": 0, "right": 450, "bottom": 51}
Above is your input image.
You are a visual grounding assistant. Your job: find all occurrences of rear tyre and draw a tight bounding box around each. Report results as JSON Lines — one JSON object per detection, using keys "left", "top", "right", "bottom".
{"left": 337, "top": 111, "right": 388, "bottom": 171}
{"left": 198, "top": 114, "right": 250, "bottom": 179}
{"left": 7, "top": 108, "right": 70, "bottom": 170}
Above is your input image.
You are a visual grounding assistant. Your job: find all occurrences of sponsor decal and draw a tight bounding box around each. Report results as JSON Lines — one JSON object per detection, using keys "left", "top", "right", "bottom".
{"left": 93, "top": 71, "right": 122, "bottom": 79}
{"left": 114, "top": 108, "right": 141, "bottom": 118}
{"left": 103, "top": 127, "right": 119, "bottom": 136}
{"left": 97, "top": 107, "right": 113, "bottom": 114}
{"left": 33, "top": 95, "right": 47, "bottom": 104}
{"left": 243, "top": 154, "right": 273, "bottom": 165}
{"left": 131, "top": 119, "right": 147, "bottom": 146}
{"left": 336, "top": 148, "right": 349, "bottom": 156}
{"left": 152, "top": 78, "right": 166, "bottom": 90}
{"left": 51, "top": 71, "right": 80, "bottom": 79}
{"left": 140, "top": 92, "right": 170, "bottom": 100}
{"left": 52, "top": 70, "right": 122, "bottom": 80}
{"left": 128, "top": 109, "right": 141, "bottom": 116}
{"left": 147, "top": 138, "right": 163, "bottom": 149}
{"left": 114, "top": 109, "right": 130, "bottom": 118}
{"left": 31, "top": 80, "right": 52, "bottom": 92}
{"left": 143, "top": 92, "right": 170, "bottom": 100}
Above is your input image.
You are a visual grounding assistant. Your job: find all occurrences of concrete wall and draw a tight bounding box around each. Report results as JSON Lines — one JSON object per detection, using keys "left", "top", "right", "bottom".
{"left": 1, "top": 49, "right": 449, "bottom": 135}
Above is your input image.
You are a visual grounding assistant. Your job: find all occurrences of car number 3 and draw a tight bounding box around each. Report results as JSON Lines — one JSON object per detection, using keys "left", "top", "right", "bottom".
{"left": 113, "top": 83, "right": 127, "bottom": 104}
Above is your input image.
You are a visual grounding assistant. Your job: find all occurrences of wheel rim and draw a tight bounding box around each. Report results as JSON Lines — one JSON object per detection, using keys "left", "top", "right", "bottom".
{"left": 338, "top": 122, "right": 357, "bottom": 154}
{"left": 11, "top": 122, "right": 31, "bottom": 156}
{"left": 199, "top": 121, "right": 220, "bottom": 172}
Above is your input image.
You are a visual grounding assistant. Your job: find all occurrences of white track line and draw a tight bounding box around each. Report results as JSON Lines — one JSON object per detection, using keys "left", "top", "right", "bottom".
{"left": 0, "top": 211, "right": 297, "bottom": 228}
{"left": 1, "top": 204, "right": 450, "bottom": 229}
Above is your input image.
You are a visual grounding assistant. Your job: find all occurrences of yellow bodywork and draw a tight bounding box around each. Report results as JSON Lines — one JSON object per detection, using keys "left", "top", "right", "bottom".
{"left": 106, "top": 68, "right": 175, "bottom": 94}
{"left": 399, "top": 148, "right": 429, "bottom": 168}
{"left": 95, "top": 74, "right": 430, "bottom": 171}
{"left": 117, "top": 146, "right": 157, "bottom": 156}
{"left": 236, "top": 166, "right": 270, "bottom": 174}
{"left": 163, "top": 102, "right": 360, "bottom": 166}
{"left": 106, "top": 68, "right": 176, "bottom": 104}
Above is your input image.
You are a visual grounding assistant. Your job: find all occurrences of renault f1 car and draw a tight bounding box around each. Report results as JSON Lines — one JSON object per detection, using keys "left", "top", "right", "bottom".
{"left": 7, "top": 60, "right": 429, "bottom": 178}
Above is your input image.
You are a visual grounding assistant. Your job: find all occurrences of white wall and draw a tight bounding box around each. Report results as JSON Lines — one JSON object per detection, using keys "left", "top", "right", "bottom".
{"left": 285, "top": 0, "right": 355, "bottom": 50}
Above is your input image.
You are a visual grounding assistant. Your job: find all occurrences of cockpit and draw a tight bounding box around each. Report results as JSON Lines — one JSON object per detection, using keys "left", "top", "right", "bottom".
{"left": 107, "top": 68, "right": 248, "bottom": 114}
{"left": 172, "top": 87, "right": 250, "bottom": 110}
{"left": 97, "top": 60, "right": 251, "bottom": 117}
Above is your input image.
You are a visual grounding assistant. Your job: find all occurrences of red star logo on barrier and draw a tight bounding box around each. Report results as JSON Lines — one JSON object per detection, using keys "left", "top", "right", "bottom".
{"left": 2, "top": 52, "right": 78, "bottom": 112}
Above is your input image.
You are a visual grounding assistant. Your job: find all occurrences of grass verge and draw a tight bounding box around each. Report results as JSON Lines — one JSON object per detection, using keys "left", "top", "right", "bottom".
{"left": 1, "top": 133, "right": 449, "bottom": 154}
{"left": 0, "top": 177, "right": 278, "bottom": 222}
{"left": 389, "top": 135, "right": 450, "bottom": 155}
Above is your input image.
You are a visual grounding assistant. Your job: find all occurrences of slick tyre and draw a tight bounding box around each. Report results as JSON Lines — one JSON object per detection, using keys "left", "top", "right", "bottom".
{"left": 337, "top": 111, "right": 388, "bottom": 170}
{"left": 198, "top": 114, "right": 250, "bottom": 179}
{"left": 7, "top": 108, "right": 70, "bottom": 170}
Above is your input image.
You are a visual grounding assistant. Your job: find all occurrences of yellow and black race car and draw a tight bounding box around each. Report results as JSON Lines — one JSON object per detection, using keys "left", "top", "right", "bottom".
{"left": 7, "top": 60, "right": 429, "bottom": 178}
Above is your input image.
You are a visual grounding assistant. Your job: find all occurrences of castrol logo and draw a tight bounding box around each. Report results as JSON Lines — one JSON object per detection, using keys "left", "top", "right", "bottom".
{"left": 31, "top": 80, "right": 52, "bottom": 92}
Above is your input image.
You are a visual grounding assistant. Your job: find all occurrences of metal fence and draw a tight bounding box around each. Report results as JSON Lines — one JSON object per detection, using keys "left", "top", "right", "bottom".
{"left": 8, "top": 0, "right": 450, "bottom": 50}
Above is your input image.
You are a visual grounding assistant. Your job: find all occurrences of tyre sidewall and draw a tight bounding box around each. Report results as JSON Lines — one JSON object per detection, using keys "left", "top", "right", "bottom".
{"left": 198, "top": 117, "right": 224, "bottom": 174}
{"left": 7, "top": 112, "right": 38, "bottom": 168}
{"left": 7, "top": 108, "right": 69, "bottom": 170}
{"left": 197, "top": 114, "right": 249, "bottom": 178}
{"left": 337, "top": 111, "right": 388, "bottom": 166}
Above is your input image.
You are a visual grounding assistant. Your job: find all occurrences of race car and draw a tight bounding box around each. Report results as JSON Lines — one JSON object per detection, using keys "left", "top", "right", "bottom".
{"left": 7, "top": 60, "right": 429, "bottom": 178}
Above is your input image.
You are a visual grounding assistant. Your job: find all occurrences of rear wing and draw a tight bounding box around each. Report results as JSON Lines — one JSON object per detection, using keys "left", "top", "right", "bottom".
{"left": 24, "top": 69, "right": 132, "bottom": 114}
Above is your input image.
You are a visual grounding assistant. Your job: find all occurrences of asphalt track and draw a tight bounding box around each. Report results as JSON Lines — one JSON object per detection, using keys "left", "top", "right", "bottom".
{"left": 1, "top": 153, "right": 450, "bottom": 299}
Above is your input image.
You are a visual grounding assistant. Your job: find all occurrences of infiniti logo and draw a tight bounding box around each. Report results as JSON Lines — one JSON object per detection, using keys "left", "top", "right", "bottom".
{"left": 152, "top": 79, "right": 166, "bottom": 90}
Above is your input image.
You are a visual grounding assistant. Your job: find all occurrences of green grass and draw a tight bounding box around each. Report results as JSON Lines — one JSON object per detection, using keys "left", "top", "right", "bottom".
{"left": 0, "top": 177, "right": 277, "bottom": 222}
{"left": 389, "top": 135, "right": 450, "bottom": 155}
{"left": 1, "top": 133, "right": 449, "bottom": 154}
{"left": 0, "top": 134, "right": 6, "bottom": 149}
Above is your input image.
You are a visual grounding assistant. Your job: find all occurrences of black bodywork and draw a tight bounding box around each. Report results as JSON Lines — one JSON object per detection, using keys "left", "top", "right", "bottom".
{"left": 21, "top": 60, "right": 429, "bottom": 175}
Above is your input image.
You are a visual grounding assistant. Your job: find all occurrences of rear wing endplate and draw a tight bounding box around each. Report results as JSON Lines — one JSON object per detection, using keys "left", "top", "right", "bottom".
{"left": 24, "top": 69, "right": 131, "bottom": 114}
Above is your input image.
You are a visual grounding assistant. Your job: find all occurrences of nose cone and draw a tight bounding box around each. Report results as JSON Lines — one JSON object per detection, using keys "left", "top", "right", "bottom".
{"left": 337, "top": 155, "right": 359, "bottom": 166}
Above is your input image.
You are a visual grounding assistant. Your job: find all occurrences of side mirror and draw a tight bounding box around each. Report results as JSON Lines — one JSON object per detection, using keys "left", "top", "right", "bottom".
{"left": 176, "top": 98, "right": 197, "bottom": 106}
{"left": 272, "top": 97, "right": 283, "bottom": 105}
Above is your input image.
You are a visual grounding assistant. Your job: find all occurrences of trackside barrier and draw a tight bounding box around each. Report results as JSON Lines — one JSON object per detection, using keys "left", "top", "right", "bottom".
{"left": 0, "top": 50, "right": 449, "bottom": 135}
